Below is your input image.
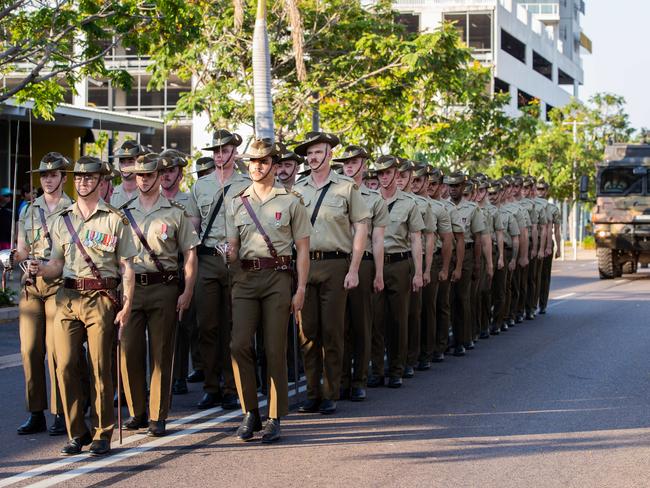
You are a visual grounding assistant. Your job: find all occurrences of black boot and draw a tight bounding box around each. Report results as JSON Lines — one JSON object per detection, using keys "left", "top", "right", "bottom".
{"left": 48, "top": 413, "right": 67, "bottom": 436}
{"left": 236, "top": 410, "right": 262, "bottom": 441}
{"left": 17, "top": 412, "right": 47, "bottom": 435}
{"left": 261, "top": 418, "right": 281, "bottom": 443}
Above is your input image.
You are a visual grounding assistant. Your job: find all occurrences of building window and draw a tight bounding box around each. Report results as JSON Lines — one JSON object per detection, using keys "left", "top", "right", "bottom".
{"left": 395, "top": 13, "right": 420, "bottom": 34}
{"left": 166, "top": 76, "right": 191, "bottom": 107}
{"left": 517, "top": 89, "right": 537, "bottom": 108}
{"left": 494, "top": 77, "right": 510, "bottom": 95}
{"left": 532, "top": 51, "right": 553, "bottom": 80}
{"left": 546, "top": 103, "right": 555, "bottom": 121}
{"left": 501, "top": 29, "right": 526, "bottom": 64}
{"left": 557, "top": 68, "right": 574, "bottom": 85}
{"left": 443, "top": 12, "right": 492, "bottom": 53}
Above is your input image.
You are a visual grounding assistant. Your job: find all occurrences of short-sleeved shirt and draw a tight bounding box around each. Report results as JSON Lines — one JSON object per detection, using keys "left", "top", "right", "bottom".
{"left": 409, "top": 193, "right": 435, "bottom": 255}
{"left": 191, "top": 171, "right": 251, "bottom": 248}
{"left": 123, "top": 195, "right": 199, "bottom": 274}
{"left": 19, "top": 193, "right": 73, "bottom": 260}
{"left": 498, "top": 205, "right": 521, "bottom": 249}
{"left": 447, "top": 199, "right": 486, "bottom": 243}
{"left": 441, "top": 199, "right": 464, "bottom": 234}
{"left": 519, "top": 198, "right": 538, "bottom": 227}
{"left": 226, "top": 185, "right": 312, "bottom": 260}
{"left": 547, "top": 201, "right": 561, "bottom": 225}
{"left": 360, "top": 186, "right": 390, "bottom": 254}
{"left": 50, "top": 200, "right": 138, "bottom": 279}
{"left": 429, "top": 199, "right": 453, "bottom": 250}
{"left": 293, "top": 170, "right": 370, "bottom": 253}
{"left": 165, "top": 189, "right": 199, "bottom": 218}
{"left": 383, "top": 190, "right": 425, "bottom": 254}
{"left": 483, "top": 203, "right": 505, "bottom": 243}
{"left": 534, "top": 197, "right": 549, "bottom": 226}
{"left": 506, "top": 201, "right": 530, "bottom": 229}
{"left": 110, "top": 183, "right": 138, "bottom": 208}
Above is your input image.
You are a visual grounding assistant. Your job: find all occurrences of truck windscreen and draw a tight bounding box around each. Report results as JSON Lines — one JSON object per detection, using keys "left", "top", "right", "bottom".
{"left": 598, "top": 167, "right": 644, "bottom": 195}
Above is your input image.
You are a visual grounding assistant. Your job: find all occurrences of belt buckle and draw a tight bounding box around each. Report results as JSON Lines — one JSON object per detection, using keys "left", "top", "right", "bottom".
{"left": 140, "top": 274, "right": 148, "bottom": 286}
{"left": 314, "top": 251, "right": 322, "bottom": 260}
{"left": 252, "top": 258, "right": 261, "bottom": 271}
{"left": 76, "top": 278, "right": 84, "bottom": 290}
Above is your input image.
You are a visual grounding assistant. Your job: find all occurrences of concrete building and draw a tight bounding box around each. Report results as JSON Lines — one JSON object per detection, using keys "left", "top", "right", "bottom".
{"left": 391, "top": 0, "right": 592, "bottom": 118}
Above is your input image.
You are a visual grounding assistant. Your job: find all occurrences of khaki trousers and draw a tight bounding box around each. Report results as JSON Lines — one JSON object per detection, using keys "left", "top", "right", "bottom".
{"left": 372, "top": 259, "right": 411, "bottom": 379}
{"left": 538, "top": 246, "right": 554, "bottom": 311}
{"left": 195, "top": 255, "right": 236, "bottom": 395}
{"left": 526, "top": 257, "right": 541, "bottom": 314}
{"left": 121, "top": 281, "right": 178, "bottom": 421}
{"left": 434, "top": 258, "right": 451, "bottom": 355}
{"left": 406, "top": 257, "right": 423, "bottom": 367}
{"left": 299, "top": 258, "right": 348, "bottom": 401}
{"left": 174, "top": 298, "right": 197, "bottom": 380}
{"left": 342, "top": 260, "right": 374, "bottom": 389}
{"left": 450, "top": 250, "right": 474, "bottom": 346}
{"left": 492, "top": 249, "right": 511, "bottom": 327}
{"left": 419, "top": 254, "right": 440, "bottom": 362}
{"left": 231, "top": 269, "right": 291, "bottom": 418}
{"left": 54, "top": 288, "right": 116, "bottom": 441}
{"left": 19, "top": 277, "right": 63, "bottom": 414}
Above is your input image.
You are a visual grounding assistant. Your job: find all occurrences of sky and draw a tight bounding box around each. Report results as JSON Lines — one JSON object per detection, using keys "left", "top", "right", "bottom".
{"left": 580, "top": 0, "right": 650, "bottom": 131}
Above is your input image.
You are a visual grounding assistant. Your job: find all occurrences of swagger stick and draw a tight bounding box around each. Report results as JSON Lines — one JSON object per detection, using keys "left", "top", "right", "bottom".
{"left": 117, "top": 326, "right": 123, "bottom": 444}
{"left": 1, "top": 121, "right": 20, "bottom": 291}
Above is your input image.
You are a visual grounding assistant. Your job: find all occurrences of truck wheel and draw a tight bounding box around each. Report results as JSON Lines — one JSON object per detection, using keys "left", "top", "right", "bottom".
{"left": 597, "top": 247, "right": 618, "bottom": 279}
{"left": 622, "top": 261, "right": 637, "bottom": 274}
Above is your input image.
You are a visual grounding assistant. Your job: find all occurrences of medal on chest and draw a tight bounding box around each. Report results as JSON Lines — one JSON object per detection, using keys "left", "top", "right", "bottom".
{"left": 84, "top": 230, "right": 117, "bottom": 252}
{"left": 275, "top": 212, "right": 282, "bottom": 228}
{"left": 160, "top": 223, "right": 168, "bottom": 241}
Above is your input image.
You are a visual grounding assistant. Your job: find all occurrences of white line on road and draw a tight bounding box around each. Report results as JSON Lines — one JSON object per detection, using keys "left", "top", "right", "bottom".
{"left": 551, "top": 292, "right": 576, "bottom": 301}
{"left": 0, "top": 353, "right": 22, "bottom": 370}
{"left": 0, "top": 384, "right": 306, "bottom": 488}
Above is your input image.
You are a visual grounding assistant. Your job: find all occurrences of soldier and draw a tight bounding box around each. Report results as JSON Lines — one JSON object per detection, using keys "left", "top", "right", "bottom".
{"left": 276, "top": 145, "right": 303, "bottom": 191}
{"left": 225, "top": 139, "right": 310, "bottom": 443}
{"left": 445, "top": 171, "right": 490, "bottom": 356}
{"left": 363, "top": 169, "right": 379, "bottom": 191}
{"left": 411, "top": 165, "right": 453, "bottom": 371}
{"left": 369, "top": 155, "right": 423, "bottom": 388}
{"left": 110, "top": 140, "right": 148, "bottom": 208}
{"left": 195, "top": 156, "right": 216, "bottom": 180}
{"left": 157, "top": 150, "right": 202, "bottom": 395}
{"left": 334, "top": 145, "right": 388, "bottom": 401}
{"left": 191, "top": 129, "right": 249, "bottom": 410}
{"left": 536, "top": 179, "right": 561, "bottom": 314}
{"left": 13, "top": 153, "right": 72, "bottom": 436}
{"left": 395, "top": 161, "right": 435, "bottom": 378}
{"left": 119, "top": 154, "right": 199, "bottom": 437}
{"left": 476, "top": 178, "right": 504, "bottom": 339}
{"left": 293, "top": 131, "right": 369, "bottom": 414}
{"left": 426, "top": 169, "right": 463, "bottom": 363}
{"left": 528, "top": 176, "right": 550, "bottom": 316}
{"left": 99, "top": 162, "right": 119, "bottom": 203}
{"left": 490, "top": 179, "right": 519, "bottom": 334}
{"left": 29, "top": 156, "right": 137, "bottom": 456}
{"left": 518, "top": 176, "right": 545, "bottom": 320}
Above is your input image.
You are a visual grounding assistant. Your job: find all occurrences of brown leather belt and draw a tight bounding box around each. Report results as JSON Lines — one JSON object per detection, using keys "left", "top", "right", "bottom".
{"left": 135, "top": 272, "right": 178, "bottom": 286}
{"left": 197, "top": 245, "right": 223, "bottom": 257}
{"left": 63, "top": 277, "right": 120, "bottom": 291}
{"left": 384, "top": 251, "right": 411, "bottom": 264}
{"left": 309, "top": 251, "right": 349, "bottom": 260}
{"left": 241, "top": 256, "right": 292, "bottom": 271}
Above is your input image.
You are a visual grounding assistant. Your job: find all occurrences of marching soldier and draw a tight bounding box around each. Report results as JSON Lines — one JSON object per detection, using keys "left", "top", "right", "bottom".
{"left": 363, "top": 169, "right": 380, "bottom": 191}
{"left": 395, "top": 161, "right": 435, "bottom": 378}
{"left": 411, "top": 165, "right": 453, "bottom": 371}
{"left": 276, "top": 145, "right": 303, "bottom": 191}
{"left": 226, "top": 139, "right": 311, "bottom": 443}
{"left": 523, "top": 176, "right": 548, "bottom": 319}
{"left": 536, "top": 179, "right": 561, "bottom": 313}
{"left": 369, "top": 155, "right": 423, "bottom": 388}
{"left": 334, "top": 145, "right": 388, "bottom": 401}
{"left": 293, "top": 131, "right": 369, "bottom": 414}
{"left": 14, "top": 153, "right": 72, "bottom": 436}
{"left": 119, "top": 154, "right": 199, "bottom": 437}
{"left": 29, "top": 156, "right": 137, "bottom": 456}
{"left": 110, "top": 140, "right": 148, "bottom": 208}
{"left": 195, "top": 156, "right": 216, "bottom": 180}
{"left": 445, "top": 171, "right": 489, "bottom": 356}
{"left": 99, "top": 162, "right": 119, "bottom": 203}
{"left": 191, "top": 129, "right": 249, "bottom": 410}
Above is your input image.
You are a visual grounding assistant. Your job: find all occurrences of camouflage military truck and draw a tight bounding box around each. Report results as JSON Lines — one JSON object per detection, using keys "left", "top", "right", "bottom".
{"left": 581, "top": 144, "right": 650, "bottom": 279}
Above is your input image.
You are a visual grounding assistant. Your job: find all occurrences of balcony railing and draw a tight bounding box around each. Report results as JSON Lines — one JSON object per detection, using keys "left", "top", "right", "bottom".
{"left": 519, "top": 2, "right": 559, "bottom": 17}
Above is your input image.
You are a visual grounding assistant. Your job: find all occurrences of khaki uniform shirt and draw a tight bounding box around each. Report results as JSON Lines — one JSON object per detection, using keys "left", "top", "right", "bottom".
{"left": 547, "top": 201, "right": 561, "bottom": 225}
{"left": 226, "top": 185, "right": 312, "bottom": 260}
{"left": 429, "top": 199, "right": 453, "bottom": 250}
{"left": 441, "top": 199, "right": 464, "bottom": 234}
{"left": 293, "top": 171, "right": 370, "bottom": 253}
{"left": 484, "top": 202, "right": 505, "bottom": 244}
{"left": 534, "top": 197, "right": 549, "bottom": 226}
{"left": 165, "top": 189, "right": 199, "bottom": 218}
{"left": 410, "top": 193, "right": 435, "bottom": 255}
{"left": 519, "top": 198, "right": 538, "bottom": 227}
{"left": 191, "top": 171, "right": 251, "bottom": 248}
{"left": 498, "top": 205, "right": 521, "bottom": 249}
{"left": 50, "top": 200, "right": 138, "bottom": 279}
{"left": 383, "top": 190, "right": 425, "bottom": 254}
{"left": 110, "top": 183, "right": 138, "bottom": 208}
{"left": 506, "top": 201, "right": 530, "bottom": 229}
{"left": 123, "top": 195, "right": 200, "bottom": 274}
{"left": 447, "top": 199, "right": 486, "bottom": 243}
{"left": 360, "top": 186, "right": 390, "bottom": 254}
{"left": 19, "top": 193, "right": 73, "bottom": 260}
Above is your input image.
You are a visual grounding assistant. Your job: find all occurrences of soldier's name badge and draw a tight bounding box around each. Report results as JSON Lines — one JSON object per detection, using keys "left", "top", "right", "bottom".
{"left": 275, "top": 212, "right": 282, "bottom": 227}
{"left": 160, "top": 223, "right": 168, "bottom": 241}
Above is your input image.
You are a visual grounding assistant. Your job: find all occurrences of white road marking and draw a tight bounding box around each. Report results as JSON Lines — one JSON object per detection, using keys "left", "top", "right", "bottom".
{"left": 0, "top": 383, "right": 306, "bottom": 488}
{"left": 552, "top": 292, "right": 576, "bottom": 301}
{"left": 0, "top": 353, "right": 21, "bottom": 370}
{"left": 615, "top": 280, "right": 627, "bottom": 284}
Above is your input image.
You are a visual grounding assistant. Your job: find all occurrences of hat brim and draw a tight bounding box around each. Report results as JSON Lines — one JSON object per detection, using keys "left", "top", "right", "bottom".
{"left": 332, "top": 150, "right": 369, "bottom": 162}
{"left": 294, "top": 134, "right": 340, "bottom": 156}
{"left": 202, "top": 134, "right": 243, "bottom": 151}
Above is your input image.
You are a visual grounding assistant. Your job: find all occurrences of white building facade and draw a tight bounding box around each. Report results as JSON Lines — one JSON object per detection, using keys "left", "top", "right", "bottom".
{"left": 391, "top": 0, "right": 591, "bottom": 118}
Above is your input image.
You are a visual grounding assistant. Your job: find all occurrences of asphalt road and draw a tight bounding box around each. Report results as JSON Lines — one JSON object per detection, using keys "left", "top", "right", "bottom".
{"left": 1, "top": 256, "right": 649, "bottom": 488}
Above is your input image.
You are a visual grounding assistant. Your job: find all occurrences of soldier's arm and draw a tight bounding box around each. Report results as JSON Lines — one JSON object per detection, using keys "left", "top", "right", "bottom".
{"left": 115, "top": 257, "right": 135, "bottom": 328}
{"left": 452, "top": 232, "right": 464, "bottom": 282}
{"left": 439, "top": 232, "right": 452, "bottom": 282}
{"left": 14, "top": 220, "right": 30, "bottom": 263}
{"left": 410, "top": 231, "right": 423, "bottom": 292}
{"left": 531, "top": 223, "right": 539, "bottom": 257}
{"left": 371, "top": 226, "right": 385, "bottom": 293}
{"left": 481, "top": 231, "right": 493, "bottom": 277}
{"left": 538, "top": 223, "right": 547, "bottom": 259}
{"left": 33, "top": 258, "right": 64, "bottom": 279}
{"left": 554, "top": 221, "right": 562, "bottom": 258}
{"left": 344, "top": 221, "right": 368, "bottom": 290}
{"left": 496, "top": 230, "right": 504, "bottom": 269}
{"left": 510, "top": 235, "right": 520, "bottom": 271}
{"left": 178, "top": 248, "right": 198, "bottom": 318}
{"left": 473, "top": 232, "right": 482, "bottom": 280}
{"left": 519, "top": 227, "right": 529, "bottom": 267}
{"left": 424, "top": 232, "right": 435, "bottom": 286}
{"left": 292, "top": 236, "right": 310, "bottom": 314}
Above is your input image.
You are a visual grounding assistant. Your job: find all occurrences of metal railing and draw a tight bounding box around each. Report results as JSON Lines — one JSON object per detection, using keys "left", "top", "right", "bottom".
{"left": 519, "top": 2, "right": 559, "bottom": 16}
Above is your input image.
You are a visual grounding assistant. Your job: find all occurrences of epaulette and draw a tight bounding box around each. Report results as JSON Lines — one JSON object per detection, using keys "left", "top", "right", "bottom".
{"left": 290, "top": 190, "right": 304, "bottom": 205}
{"left": 169, "top": 199, "right": 186, "bottom": 211}
{"left": 106, "top": 202, "right": 130, "bottom": 225}
{"left": 235, "top": 187, "right": 247, "bottom": 198}
{"left": 119, "top": 196, "right": 137, "bottom": 210}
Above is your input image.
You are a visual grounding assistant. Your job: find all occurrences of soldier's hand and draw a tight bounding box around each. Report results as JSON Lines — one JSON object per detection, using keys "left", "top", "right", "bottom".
{"left": 291, "top": 288, "right": 305, "bottom": 314}
{"left": 497, "top": 256, "right": 504, "bottom": 270}
{"left": 423, "top": 270, "right": 431, "bottom": 287}
{"left": 373, "top": 274, "right": 384, "bottom": 293}
{"left": 412, "top": 273, "right": 423, "bottom": 292}
{"left": 344, "top": 270, "right": 359, "bottom": 290}
{"left": 177, "top": 290, "right": 192, "bottom": 319}
{"left": 519, "top": 256, "right": 529, "bottom": 267}
{"left": 545, "top": 247, "right": 552, "bottom": 257}
{"left": 451, "top": 268, "right": 462, "bottom": 282}
{"left": 555, "top": 248, "right": 561, "bottom": 259}
{"left": 508, "top": 259, "right": 517, "bottom": 272}
{"left": 438, "top": 268, "right": 449, "bottom": 282}
{"left": 537, "top": 249, "right": 545, "bottom": 260}
{"left": 114, "top": 306, "right": 131, "bottom": 328}
{"left": 27, "top": 259, "right": 40, "bottom": 277}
